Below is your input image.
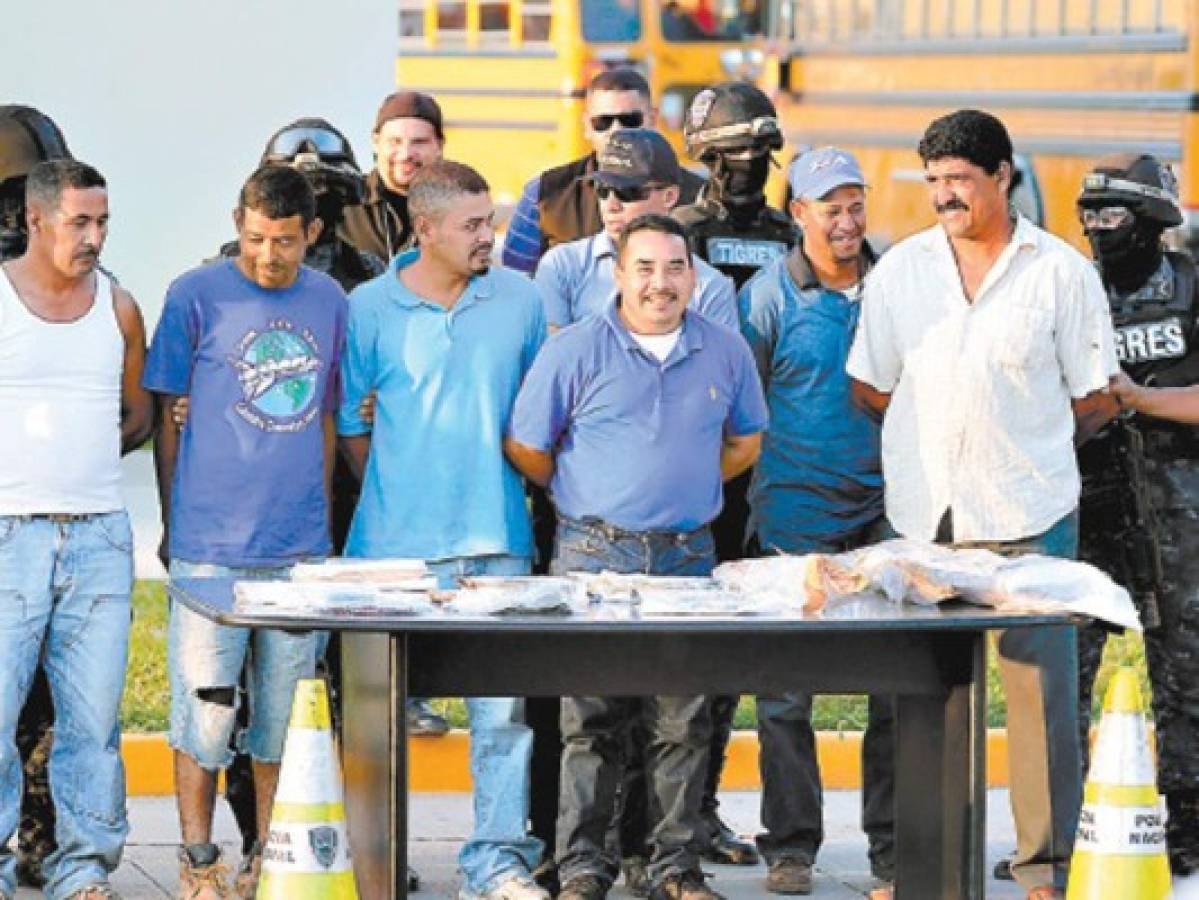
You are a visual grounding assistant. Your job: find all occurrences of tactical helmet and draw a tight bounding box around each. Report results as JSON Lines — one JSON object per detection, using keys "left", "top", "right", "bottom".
{"left": 261, "top": 118, "right": 365, "bottom": 205}
{"left": 1078, "top": 152, "right": 1182, "bottom": 229}
{"left": 0, "top": 105, "right": 72, "bottom": 189}
{"left": 683, "top": 82, "right": 783, "bottom": 163}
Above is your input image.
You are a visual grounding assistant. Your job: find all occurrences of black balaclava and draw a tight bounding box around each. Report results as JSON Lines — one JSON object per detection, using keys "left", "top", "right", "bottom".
{"left": 1088, "top": 217, "right": 1164, "bottom": 296}
{"left": 712, "top": 153, "right": 770, "bottom": 221}
{"left": 0, "top": 187, "right": 26, "bottom": 261}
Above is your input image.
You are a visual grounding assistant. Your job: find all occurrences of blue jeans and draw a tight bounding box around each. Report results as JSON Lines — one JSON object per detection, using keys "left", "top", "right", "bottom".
{"left": 0, "top": 513, "right": 133, "bottom": 900}
{"left": 426, "top": 554, "right": 544, "bottom": 895}
{"left": 168, "top": 560, "right": 318, "bottom": 769}
{"left": 550, "top": 518, "right": 715, "bottom": 887}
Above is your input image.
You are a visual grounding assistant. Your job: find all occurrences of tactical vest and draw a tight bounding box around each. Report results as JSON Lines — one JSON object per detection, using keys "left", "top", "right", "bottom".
{"left": 538, "top": 154, "right": 706, "bottom": 258}
{"left": 1109, "top": 251, "right": 1199, "bottom": 461}
{"left": 674, "top": 191, "right": 798, "bottom": 289}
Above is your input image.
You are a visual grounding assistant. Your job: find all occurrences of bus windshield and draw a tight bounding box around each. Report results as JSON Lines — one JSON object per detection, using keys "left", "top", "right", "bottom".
{"left": 580, "top": 0, "right": 642, "bottom": 41}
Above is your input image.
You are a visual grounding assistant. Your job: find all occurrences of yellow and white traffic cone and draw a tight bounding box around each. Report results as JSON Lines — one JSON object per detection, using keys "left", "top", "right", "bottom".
{"left": 1067, "top": 667, "right": 1172, "bottom": 899}
{"left": 257, "top": 678, "right": 358, "bottom": 899}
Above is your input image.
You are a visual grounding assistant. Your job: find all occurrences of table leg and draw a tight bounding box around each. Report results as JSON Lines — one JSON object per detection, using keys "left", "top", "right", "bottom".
{"left": 341, "top": 631, "right": 408, "bottom": 900}
{"left": 893, "top": 633, "right": 983, "bottom": 900}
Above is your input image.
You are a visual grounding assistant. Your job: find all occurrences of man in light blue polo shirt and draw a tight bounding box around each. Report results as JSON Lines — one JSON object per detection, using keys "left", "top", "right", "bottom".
{"left": 505, "top": 214, "right": 767, "bottom": 900}
{"left": 535, "top": 129, "right": 737, "bottom": 333}
{"left": 740, "top": 148, "right": 893, "bottom": 899}
{"left": 338, "top": 160, "right": 548, "bottom": 900}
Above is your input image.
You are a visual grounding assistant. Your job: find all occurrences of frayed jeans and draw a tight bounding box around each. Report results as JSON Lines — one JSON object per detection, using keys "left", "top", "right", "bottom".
{"left": 0, "top": 513, "right": 133, "bottom": 900}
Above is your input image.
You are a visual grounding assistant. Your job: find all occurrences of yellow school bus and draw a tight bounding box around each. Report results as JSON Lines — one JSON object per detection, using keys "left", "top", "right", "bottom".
{"left": 762, "top": 0, "right": 1195, "bottom": 253}
{"left": 395, "top": 0, "right": 766, "bottom": 214}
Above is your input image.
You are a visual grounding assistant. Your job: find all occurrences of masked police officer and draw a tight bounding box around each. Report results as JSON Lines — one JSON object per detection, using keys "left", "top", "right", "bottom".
{"left": 675, "top": 82, "right": 797, "bottom": 290}
{"left": 0, "top": 103, "right": 72, "bottom": 889}
{"left": 670, "top": 82, "right": 798, "bottom": 870}
{"left": 1076, "top": 152, "right": 1199, "bottom": 878}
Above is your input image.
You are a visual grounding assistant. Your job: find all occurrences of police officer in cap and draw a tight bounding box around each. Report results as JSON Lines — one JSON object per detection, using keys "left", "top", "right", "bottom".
{"left": 1074, "top": 152, "right": 1199, "bottom": 879}
{"left": 672, "top": 82, "right": 796, "bottom": 869}
{"left": 0, "top": 103, "right": 71, "bottom": 888}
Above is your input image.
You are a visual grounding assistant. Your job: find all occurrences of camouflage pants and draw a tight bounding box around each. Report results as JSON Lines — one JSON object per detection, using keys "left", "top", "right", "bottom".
{"left": 14, "top": 665, "right": 56, "bottom": 886}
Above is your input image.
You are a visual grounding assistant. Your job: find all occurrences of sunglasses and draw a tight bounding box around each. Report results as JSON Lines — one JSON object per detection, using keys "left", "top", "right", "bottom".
{"left": 590, "top": 111, "right": 645, "bottom": 132}
{"left": 595, "top": 183, "right": 659, "bottom": 203}
{"left": 1080, "top": 206, "right": 1133, "bottom": 231}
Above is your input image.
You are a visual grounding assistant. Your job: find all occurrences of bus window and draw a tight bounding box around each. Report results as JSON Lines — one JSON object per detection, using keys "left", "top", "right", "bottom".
{"left": 661, "top": 0, "right": 766, "bottom": 41}
{"left": 580, "top": 0, "right": 641, "bottom": 41}
{"left": 521, "top": 0, "right": 553, "bottom": 41}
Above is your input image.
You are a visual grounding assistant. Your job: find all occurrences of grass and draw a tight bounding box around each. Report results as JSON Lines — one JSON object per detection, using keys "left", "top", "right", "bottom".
{"left": 122, "top": 580, "right": 1151, "bottom": 732}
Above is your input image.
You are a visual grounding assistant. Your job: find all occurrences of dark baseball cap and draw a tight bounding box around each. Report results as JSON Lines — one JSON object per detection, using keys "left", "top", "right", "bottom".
{"left": 589, "top": 129, "right": 680, "bottom": 189}
{"left": 374, "top": 91, "right": 444, "bottom": 139}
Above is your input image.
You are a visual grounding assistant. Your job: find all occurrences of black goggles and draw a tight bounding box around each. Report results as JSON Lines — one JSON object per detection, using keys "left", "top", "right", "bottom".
{"left": 595, "top": 183, "right": 660, "bottom": 203}
{"left": 589, "top": 111, "right": 645, "bottom": 132}
{"left": 266, "top": 126, "right": 350, "bottom": 160}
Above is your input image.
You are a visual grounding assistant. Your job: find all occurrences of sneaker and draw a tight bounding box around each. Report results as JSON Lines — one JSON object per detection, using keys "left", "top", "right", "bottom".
{"left": 407, "top": 699, "right": 450, "bottom": 736}
{"left": 233, "top": 841, "right": 262, "bottom": 899}
{"left": 699, "top": 813, "right": 759, "bottom": 866}
{"left": 557, "top": 872, "right": 610, "bottom": 900}
{"left": 650, "top": 870, "right": 726, "bottom": 900}
{"left": 64, "top": 887, "right": 123, "bottom": 900}
{"left": 765, "top": 857, "right": 812, "bottom": 895}
{"left": 622, "top": 855, "right": 651, "bottom": 897}
{"left": 178, "top": 844, "right": 233, "bottom": 900}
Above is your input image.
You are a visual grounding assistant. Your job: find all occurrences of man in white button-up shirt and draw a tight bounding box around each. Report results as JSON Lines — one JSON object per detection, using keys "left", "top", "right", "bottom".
{"left": 847, "top": 109, "right": 1119, "bottom": 900}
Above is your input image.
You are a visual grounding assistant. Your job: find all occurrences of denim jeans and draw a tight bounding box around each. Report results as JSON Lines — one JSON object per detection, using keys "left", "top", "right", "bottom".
{"left": 752, "top": 520, "right": 895, "bottom": 879}
{"left": 551, "top": 518, "right": 715, "bottom": 888}
{"left": 168, "top": 560, "right": 317, "bottom": 769}
{"left": 0, "top": 512, "right": 133, "bottom": 900}
{"left": 946, "top": 509, "right": 1082, "bottom": 892}
{"left": 425, "top": 554, "right": 544, "bottom": 896}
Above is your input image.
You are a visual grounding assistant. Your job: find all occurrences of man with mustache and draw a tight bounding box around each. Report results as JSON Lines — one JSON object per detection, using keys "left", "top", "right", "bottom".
{"left": 340, "top": 91, "right": 445, "bottom": 262}
{"left": 0, "top": 158, "right": 153, "bottom": 900}
{"left": 145, "top": 165, "right": 346, "bottom": 900}
{"left": 339, "top": 160, "right": 549, "bottom": 900}
{"left": 505, "top": 214, "right": 767, "bottom": 900}
{"left": 847, "top": 109, "right": 1119, "bottom": 900}
{"left": 740, "top": 148, "right": 893, "bottom": 899}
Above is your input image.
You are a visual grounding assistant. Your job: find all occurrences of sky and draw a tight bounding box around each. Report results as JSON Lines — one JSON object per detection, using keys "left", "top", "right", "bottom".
{"left": 3, "top": 0, "right": 396, "bottom": 323}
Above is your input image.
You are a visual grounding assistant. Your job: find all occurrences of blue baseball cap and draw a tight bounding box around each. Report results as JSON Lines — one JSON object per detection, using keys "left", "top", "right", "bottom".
{"left": 789, "top": 147, "right": 865, "bottom": 200}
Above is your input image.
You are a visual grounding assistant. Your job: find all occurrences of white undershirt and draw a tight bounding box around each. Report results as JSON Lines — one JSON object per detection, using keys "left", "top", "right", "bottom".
{"left": 630, "top": 326, "right": 682, "bottom": 363}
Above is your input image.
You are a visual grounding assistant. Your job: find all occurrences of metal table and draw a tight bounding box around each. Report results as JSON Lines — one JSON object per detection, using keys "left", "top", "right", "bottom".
{"left": 170, "top": 577, "right": 1075, "bottom": 900}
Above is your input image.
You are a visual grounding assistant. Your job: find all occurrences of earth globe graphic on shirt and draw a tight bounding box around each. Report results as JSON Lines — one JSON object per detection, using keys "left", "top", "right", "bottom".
{"left": 233, "top": 327, "right": 320, "bottom": 423}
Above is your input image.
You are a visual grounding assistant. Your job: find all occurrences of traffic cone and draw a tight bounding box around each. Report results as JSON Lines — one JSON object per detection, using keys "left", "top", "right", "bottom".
{"left": 257, "top": 678, "right": 358, "bottom": 899}
{"left": 1067, "top": 667, "right": 1172, "bottom": 899}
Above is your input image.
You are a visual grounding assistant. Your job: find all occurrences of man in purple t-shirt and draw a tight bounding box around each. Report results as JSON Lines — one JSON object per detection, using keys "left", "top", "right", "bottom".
{"left": 144, "top": 166, "right": 346, "bottom": 900}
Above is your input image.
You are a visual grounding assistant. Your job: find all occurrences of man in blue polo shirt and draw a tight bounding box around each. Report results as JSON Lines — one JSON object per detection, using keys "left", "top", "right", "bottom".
{"left": 505, "top": 214, "right": 767, "bottom": 900}
{"left": 740, "top": 148, "right": 892, "bottom": 900}
{"left": 338, "top": 160, "right": 548, "bottom": 900}
{"left": 535, "top": 129, "right": 737, "bottom": 333}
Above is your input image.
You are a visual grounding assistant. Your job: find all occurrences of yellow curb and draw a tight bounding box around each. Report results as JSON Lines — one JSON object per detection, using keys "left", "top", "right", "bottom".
{"left": 124, "top": 729, "right": 1028, "bottom": 795}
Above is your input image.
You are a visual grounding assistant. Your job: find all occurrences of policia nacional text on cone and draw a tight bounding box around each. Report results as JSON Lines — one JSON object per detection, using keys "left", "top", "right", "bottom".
{"left": 257, "top": 678, "right": 358, "bottom": 899}
{"left": 1067, "top": 667, "right": 1172, "bottom": 899}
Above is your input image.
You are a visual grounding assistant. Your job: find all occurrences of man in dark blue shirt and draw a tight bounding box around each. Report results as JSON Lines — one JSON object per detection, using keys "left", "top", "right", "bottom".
{"left": 739, "top": 148, "right": 893, "bottom": 900}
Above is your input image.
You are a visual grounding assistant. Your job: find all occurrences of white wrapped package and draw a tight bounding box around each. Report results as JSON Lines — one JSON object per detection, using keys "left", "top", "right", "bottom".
{"left": 447, "top": 577, "right": 587, "bottom": 616}
{"left": 977, "top": 555, "right": 1142, "bottom": 631}
{"left": 712, "top": 554, "right": 869, "bottom": 612}
{"left": 636, "top": 587, "right": 792, "bottom": 617}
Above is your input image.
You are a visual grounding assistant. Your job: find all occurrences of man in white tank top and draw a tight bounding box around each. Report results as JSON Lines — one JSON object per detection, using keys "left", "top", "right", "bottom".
{"left": 0, "top": 159, "right": 153, "bottom": 900}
